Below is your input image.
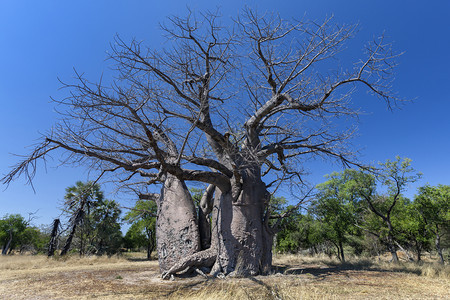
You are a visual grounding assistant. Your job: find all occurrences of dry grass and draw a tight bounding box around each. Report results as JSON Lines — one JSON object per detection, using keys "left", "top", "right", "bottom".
{"left": 0, "top": 253, "right": 448, "bottom": 299}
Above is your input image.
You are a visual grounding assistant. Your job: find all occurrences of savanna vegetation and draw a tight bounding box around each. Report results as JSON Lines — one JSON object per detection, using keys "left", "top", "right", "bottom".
{"left": 1, "top": 159, "right": 449, "bottom": 299}
{"left": 0, "top": 8, "right": 449, "bottom": 299}
{"left": 2, "top": 158, "right": 448, "bottom": 265}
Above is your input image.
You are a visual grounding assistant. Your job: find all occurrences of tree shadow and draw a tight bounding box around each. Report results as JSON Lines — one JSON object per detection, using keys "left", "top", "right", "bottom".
{"left": 272, "top": 260, "right": 422, "bottom": 279}
{"left": 125, "top": 257, "right": 153, "bottom": 262}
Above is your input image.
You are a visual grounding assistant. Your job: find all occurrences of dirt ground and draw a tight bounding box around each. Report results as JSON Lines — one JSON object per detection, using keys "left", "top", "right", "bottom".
{"left": 0, "top": 254, "right": 448, "bottom": 299}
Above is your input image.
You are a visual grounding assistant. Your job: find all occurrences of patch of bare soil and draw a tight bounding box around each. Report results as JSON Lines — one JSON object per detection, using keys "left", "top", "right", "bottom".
{"left": 0, "top": 255, "right": 448, "bottom": 299}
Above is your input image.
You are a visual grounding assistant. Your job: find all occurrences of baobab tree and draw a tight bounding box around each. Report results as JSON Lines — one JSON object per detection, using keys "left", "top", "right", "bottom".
{"left": 2, "top": 9, "right": 403, "bottom": 277}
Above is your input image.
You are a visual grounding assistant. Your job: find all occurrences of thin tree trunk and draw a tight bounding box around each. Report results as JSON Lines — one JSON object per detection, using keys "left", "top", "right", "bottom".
{"left": 339, "top": 240, "right": 345, "bottom": 262}
{"left": 147, "top": 241, "right": 152, "bottom": 260}
{"left": 435, "top": 231, "right": 444, "bottom": 264}
{"left": 394, "top": 240, "right": 414, "bottom": 261}
{"left": 61, "top": 210, "right": 84, "bottom": 256}
{"left": 1, "top": 231, "right": 13, "bottom": 255}
{"left": 48, "top": 218, "right": 60, "bottom": 257}
{"left": 386, "top": 221, "right": 399, "bottom": 262}
{"left": 416, "top": 242, "right": 422, "bottom": 262}
{"left": 387, "top": 235, "right": 399, "bottom": 262}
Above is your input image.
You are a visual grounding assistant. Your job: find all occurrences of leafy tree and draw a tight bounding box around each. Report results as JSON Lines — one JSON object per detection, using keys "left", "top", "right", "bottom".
{"left": 396, "top": 200, "right": 432, "bottom": 261}
{"left": 271, "top": 198, "right": 301, "bottom": 253}
{"left": 354, "top": 157, "right": 421, "bottom": 262}
{"left": 124, "top": 223, "right": 146, "bottom": 251}
{"left": 2, "top": 9, "right": 404, "bottom": 276}
{"left": 275, "top": 212, "right": 325, "bottom": 254}
{"left": 0, "top": 214, "right": 27, "bottom": 255}
{"left": 124, "top": 200, "right": 157, "bottom": 259}
{"left": 313, "top": 170, "right": 362, "bottom": 262}
{"left": 19, "top": 226, "right": 49, "bottom": 254}
{"left": 414, "top": 184, "right": 450, "bottom": 264}
{"left": 91, "top": 199, "right": 123, "bottom": 255}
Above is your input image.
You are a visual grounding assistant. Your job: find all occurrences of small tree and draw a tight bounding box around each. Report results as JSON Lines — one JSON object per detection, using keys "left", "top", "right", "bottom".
{"left": 354, "top": 157, "right": 421, "bottom": 262}
{"left": 396, "top": 201, "right": 432, "bottom": 262}
{"left": 18, "top": 226, "right": 48, "bottom": 254}
{"left": 91, "top": 199, "right": 123, "bottom": 255}
{"left": 414, "top": 184, "right": 450, "bottom": 264}
{"left": 0, "top": 214, "right": 27, "bottom": 255}
{"left": 313, "top": 170, "right": 361, "bottom": 262}
{"left": 124, "top": 200, "right": 157, "bottom": 259}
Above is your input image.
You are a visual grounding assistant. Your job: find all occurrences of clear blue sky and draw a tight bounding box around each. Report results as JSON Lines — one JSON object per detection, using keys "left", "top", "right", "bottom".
{"left": 1, "top": 0, "right": 449, "bottom": 227}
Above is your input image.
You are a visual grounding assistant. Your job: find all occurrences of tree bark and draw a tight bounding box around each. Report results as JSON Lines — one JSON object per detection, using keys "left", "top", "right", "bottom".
{"left": 212, "top": 173, "right": 272, "bottom": 276}
{"left": 415, "top": 242, "right": 422, "bottom": 262}
{"left": 156, "top": 174, "right": 201, "bottom": 273}
{"left": 61, "top": 210, "right": 84, "bottom": 256}
{"left": 158, "top": 171, "right": 274, "bottom": 277}
{"left": 387, "top": 235, "right": 399, "bottom": 262}
{"left": 339, "top": 240, "right": 345, "bottom": 262}
{"left": 198, "top": 184, "right": 215, "bottom": 250}
{"left": 385, "top": 220, "right": 399, "bottom": 262}
{"left": 48, "top": 218, "right": 60, "bottom": 257}
{"left": 435, "top": 231, "right": 444, "bottom": 265}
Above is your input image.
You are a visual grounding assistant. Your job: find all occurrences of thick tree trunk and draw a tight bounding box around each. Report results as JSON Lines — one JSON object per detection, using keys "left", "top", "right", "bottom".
{"left": 198, "top": 209, "right": 211, "bottom": 250}
{"left": 159, "top": 172, "right": 273, "bottom": 277}
{"left": 212, "top": 174, "right": 272, "bottom": 276}
{"left": 156, "top": 174, "right": 201, "bottom": 273}
{"left": 210, "top": 189, "right": 237, "bottom": 275}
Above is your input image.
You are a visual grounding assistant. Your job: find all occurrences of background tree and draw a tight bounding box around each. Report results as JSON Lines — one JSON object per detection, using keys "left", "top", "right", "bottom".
{"left": 269, "top": 196, "right": 299, "bottom": 252}
{"left": 313, "top": 170, "right": 361, "bottom": 262}
{"left": 124, "top": 199, "right": 157, "bottom": 259}
{"left": 90, "top": 199, "right": 123, "bottom": 255}
{"left": 60, "top": 181, "right": 104, "bottom": 256}
{"left": 18, "top": 226, "right": 48, "bottom": 254}
{"left": 2, "top": 9, "right": 404, "bottom": 276}
{"left": 395, "top": 200, "right": 432, "bottom": 262}
{"left": 0, "top": 214, "right": 27, "bottom": 255}
{"left": 414, "top": 184, "right": 450, "bottom": 264}
{"left": 354, "top": 157, "right": 421, "bottom": 262}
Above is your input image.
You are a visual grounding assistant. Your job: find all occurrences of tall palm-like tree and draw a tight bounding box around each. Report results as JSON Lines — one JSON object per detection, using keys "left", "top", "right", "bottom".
{"left": 60, "top": 181, "right": 104, "bottom": 256}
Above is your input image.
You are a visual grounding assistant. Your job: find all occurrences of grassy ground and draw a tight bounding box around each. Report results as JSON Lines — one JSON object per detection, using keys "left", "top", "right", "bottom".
{"left": 0, "top": 253, "right": 448, "bottom": 299}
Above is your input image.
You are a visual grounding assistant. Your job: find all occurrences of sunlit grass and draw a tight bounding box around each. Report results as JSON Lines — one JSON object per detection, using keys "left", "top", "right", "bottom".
{"left": 0, "top": 253, "right": 448, "bottom": 299}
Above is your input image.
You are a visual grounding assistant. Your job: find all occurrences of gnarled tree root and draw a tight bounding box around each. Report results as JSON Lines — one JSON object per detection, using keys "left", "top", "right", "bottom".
{"left": 162, "top": 248, "right": 216, "bottom": 280}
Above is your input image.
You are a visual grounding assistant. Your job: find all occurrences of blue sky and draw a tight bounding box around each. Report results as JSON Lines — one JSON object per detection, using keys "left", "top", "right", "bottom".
{"left": 1, "top": 0, "right": 449, "bottom": 227}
